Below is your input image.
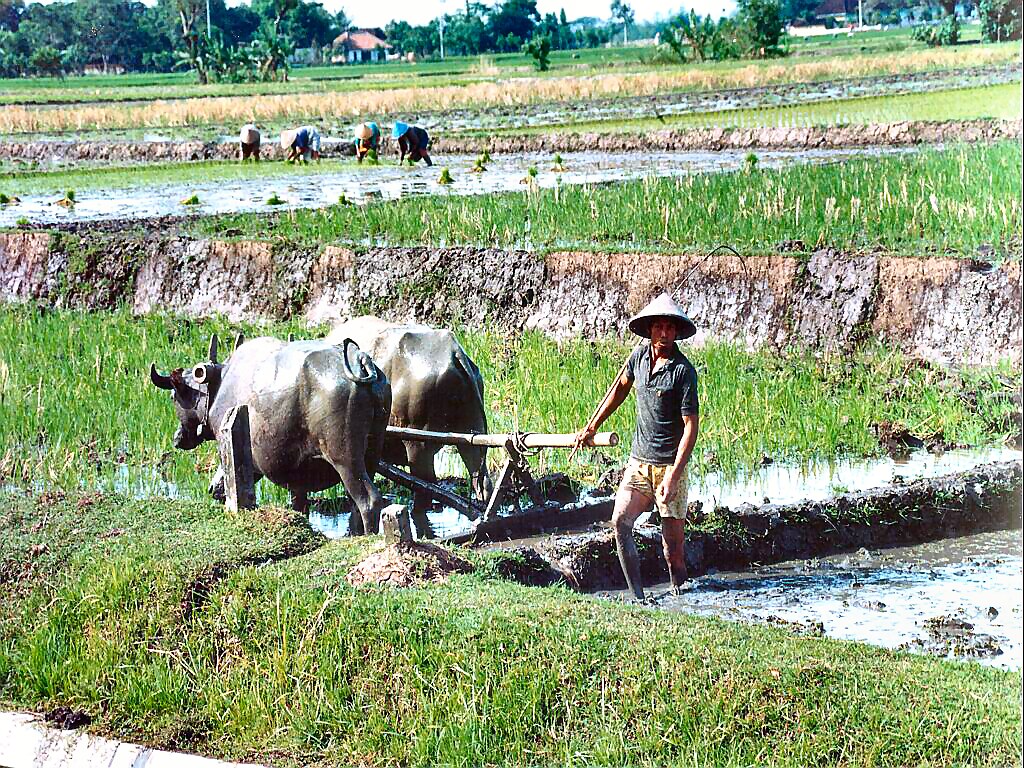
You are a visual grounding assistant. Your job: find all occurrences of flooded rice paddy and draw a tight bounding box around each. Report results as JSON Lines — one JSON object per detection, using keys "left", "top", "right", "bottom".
{"left": 0, "top": 147, "right": 913, "bottom": 226}
{"left": 307, "top": 446, "right": 1023, "bottom": 666}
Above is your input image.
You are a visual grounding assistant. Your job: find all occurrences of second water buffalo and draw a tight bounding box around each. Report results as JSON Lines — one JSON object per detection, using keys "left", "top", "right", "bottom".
{"left": 326, "top": 317, "right": 492, "bottom": 530}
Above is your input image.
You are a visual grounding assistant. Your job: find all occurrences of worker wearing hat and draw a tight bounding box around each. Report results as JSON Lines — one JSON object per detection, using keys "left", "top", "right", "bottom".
{"left": 239, "top": 123, "right": 261, "bottom": 162}
{"left": 576, "top": 292, "right": 699, "bottom": 601}
{"left": 392, "top": 121, "right": 432, "bottom": 166}
{"left": 281, "top": 125, "right": 321, "bottom": 163}
{"left": 353, "top": 121, "right": 381, "bottom": 163}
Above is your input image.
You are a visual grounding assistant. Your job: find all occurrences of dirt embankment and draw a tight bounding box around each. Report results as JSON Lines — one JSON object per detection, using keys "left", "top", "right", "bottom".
{"left": 503, "top": 461, "right": 1022, "bottom": 592}
{"left": 0, "top": 120, "right": 1019, "bottom": 166}
{"left": 0, "top": 229, "right": 1020, "bottom": 367}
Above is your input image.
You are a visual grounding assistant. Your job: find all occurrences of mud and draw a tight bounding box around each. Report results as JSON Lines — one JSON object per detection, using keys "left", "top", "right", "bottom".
{"left": 502, "top": 460, "right": 1021, "bottom": 592}
{"left": 1, "top": 227, "right": 1020, "bottom": 367}
{"left": 0, "top": 119, "right": 1018, "bottom": 169}
{"left": 346, "top": 541, "right": 474, "bottom": 587}
{"left": 601, "top": 529, "right": 1022, "bottom": 668}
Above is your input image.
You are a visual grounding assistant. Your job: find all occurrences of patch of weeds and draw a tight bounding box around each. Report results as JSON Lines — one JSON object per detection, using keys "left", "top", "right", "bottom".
{"left": 180, "top": 194, "right": 201, "bottom": 206}
{"left": 266, "top": 192, "right": 286, "bottom": 206}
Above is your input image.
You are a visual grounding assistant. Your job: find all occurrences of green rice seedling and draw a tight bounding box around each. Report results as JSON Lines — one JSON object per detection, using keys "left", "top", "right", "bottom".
{"left": 470, "top": 155, "right": 487, "bottom": 173}
{"left": 15, "top": 217, "right": 28, "bottom": 226}
{"left": 266, "top": 192, "right": 285, "bottom": 205}
{"left": 180, "top": 193, "right": 200, "bottom": 206}
{"left": 744, "top": 152, "right": 759, "bottom": 171}
{"left": 54, "top": 189, "right": 75, "bottom": 208}
{"left": 201, "top": 142, "right": 1022, "bottom": 259}
{"left": 437, "top": 167, "right": 454, "bottom": 185}
{"left": 479, "top": 150, "right": 492, "bottom": 164}
{"left": 0, "top": 191, "right": 18, "bottom": 205}
{"left": 338, "top": 193, "right": 352, "bottom": 205}
{"left": 552, "top": 153, "right": 567, "bottom": 172}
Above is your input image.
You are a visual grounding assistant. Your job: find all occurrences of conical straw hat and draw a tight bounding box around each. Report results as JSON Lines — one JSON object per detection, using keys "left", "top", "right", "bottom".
{"left": 280, "top": 129, "right": 296, "bottom": 149}
{"left": 627, "top": 292, "right": 696, "bottom": 340}
{"left": 355, "top": 123, "right": 373, "bottom": 140}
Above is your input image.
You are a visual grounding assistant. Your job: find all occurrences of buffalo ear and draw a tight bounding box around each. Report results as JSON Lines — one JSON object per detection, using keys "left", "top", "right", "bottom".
{"left": 233, "top": 332, "right": 244, "bottom": 353}
{"left": 150, "top": 363, "right": 173, "bottom": 390}
{"left": 209, "top": 334, "right": 219, "bottom": 364}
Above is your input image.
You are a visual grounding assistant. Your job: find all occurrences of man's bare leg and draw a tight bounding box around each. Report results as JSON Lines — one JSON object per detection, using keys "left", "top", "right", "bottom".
{"left": 612, "top": 487, "right": 653, "bottom": 601}
{"left": 661, "top": 518, "right": 688, "bottom": 590}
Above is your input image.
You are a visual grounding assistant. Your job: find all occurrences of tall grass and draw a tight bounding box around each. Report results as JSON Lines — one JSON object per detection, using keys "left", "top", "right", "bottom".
{"left": 202, "top": 143, "right": 1023, "bottom": 257}
{"left": 0, "top": 46, "right": 1016, "bottom": 133}
{"left": 0, "top": 305, "right": 1017, "bottom": 499}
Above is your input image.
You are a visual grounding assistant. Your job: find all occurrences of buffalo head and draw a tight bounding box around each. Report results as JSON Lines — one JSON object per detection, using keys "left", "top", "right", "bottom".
{"left": 150, "top": 334, "right": 224, "bottom": 450}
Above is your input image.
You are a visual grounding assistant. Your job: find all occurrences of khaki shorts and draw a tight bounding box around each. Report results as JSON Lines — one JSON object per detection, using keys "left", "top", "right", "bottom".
{"left": 620, "top": 458, "right": 689, "bottom": 521}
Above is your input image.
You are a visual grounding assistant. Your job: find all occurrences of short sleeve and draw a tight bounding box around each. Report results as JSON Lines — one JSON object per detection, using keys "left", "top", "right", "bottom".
{"left": 623, "top": 346, "right": 643, "bottom": 383}
{"left": 679, "top": 366, "right": 699, "bottom": 416}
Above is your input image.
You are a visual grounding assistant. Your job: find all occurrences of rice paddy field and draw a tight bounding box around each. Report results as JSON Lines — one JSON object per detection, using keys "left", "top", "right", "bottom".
{"left": 1, "top": 29, "right": 1022, "bottom": 768}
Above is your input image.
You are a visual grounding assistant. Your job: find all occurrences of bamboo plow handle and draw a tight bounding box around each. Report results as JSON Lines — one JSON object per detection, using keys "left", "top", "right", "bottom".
{"left": 386, "top": 426, "right": 618, "bottom": 449}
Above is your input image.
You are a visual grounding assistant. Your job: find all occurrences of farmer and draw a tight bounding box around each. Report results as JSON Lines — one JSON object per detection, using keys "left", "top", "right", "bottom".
{"left": 353, "top": 121, "right": 381, "bottom": 163}
{"left": 239, "top": 123, "right": 261, "bottom": 162}
{"left": 575, "top": 292, "right": 699, "bottom": 602}
{"left": 392, "top": 121, "right": 432, "bottom": 166}
{"left": 281, "top": 125, "right": 321, "bottom": 163}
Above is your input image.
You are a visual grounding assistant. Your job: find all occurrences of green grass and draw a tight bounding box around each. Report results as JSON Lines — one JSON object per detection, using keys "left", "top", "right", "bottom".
{"left": 0, "top": 489, "right": 1020, "bottom": 766}
{"left": 481, "top": 82, "right": 1024, "bottom": 136}
{"left": 194, "top": 143, "right": 1022, "bottom": 257}
{"left": 0, "top": 305, "right": 1018, "bottom": 501}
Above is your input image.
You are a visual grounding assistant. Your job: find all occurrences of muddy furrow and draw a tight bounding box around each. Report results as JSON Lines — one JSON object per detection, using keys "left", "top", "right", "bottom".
{"left": 504, "top": 460, "right": 1023, "bottom": 591}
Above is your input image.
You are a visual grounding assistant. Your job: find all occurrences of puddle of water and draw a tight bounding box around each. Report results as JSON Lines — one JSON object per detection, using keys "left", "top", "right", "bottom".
{"left": 600, "top": 529, "right": 1023, "bottom": 670}
{"left": 1, "top": 147, "right": 914, "bottom": 226}
{"left": 683, "top": 446, "right": 1022, "bottom": 513}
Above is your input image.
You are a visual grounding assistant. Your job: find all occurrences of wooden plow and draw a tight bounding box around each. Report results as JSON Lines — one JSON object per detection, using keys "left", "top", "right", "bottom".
{"left": 377, "top": 426, "right": 619, "bottom": 544}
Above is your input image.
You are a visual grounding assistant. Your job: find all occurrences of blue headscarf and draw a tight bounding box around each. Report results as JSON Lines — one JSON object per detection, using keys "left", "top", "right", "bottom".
{"left": 392, "top": 121, "right": 410, "bottom": 139}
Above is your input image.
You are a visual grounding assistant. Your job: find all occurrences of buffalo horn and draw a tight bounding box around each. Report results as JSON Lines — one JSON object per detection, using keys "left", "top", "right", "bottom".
{"left": 208, "top": 333, "right": 219, "bottom": 364}
{"left": 150, "top": 363, "right": 173, "bottom": 390}
{"left": 233, "top": 332, "right": 244, "bottom": 352}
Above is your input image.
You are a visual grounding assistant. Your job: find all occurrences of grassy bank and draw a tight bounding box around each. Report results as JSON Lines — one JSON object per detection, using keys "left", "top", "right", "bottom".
{"left": 1, "top": 46, "right": 1016, "bottom": 134}
{"left": 1, "top": 489, "right": 1020, "bottom": 766}
{"left": 0, "top": 305, "right": 1018, "bottom": 501}
{"left": 192, "top": 143, "right": 1022, "bottom": 257}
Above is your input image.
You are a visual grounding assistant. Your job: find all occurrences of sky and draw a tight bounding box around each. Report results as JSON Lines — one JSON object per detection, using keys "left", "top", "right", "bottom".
{"left": 317, "top": 0, "right": 738, "bottom": 32}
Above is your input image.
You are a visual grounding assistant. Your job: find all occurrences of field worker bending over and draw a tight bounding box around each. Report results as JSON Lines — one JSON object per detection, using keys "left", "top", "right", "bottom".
{"left": 239, "top": 123, "right": 261, "bottom": 162}
{"left": 575, "top": 292, "right": 700, "bottom": 602}
{"left": 281, "top": 125, "right": 321, "bottom": 163}
{"left": 353, "top": 121, "right": 381, "bottom": 163}
{"left": 392, "top": 121, "right": 432, "bottom": 166}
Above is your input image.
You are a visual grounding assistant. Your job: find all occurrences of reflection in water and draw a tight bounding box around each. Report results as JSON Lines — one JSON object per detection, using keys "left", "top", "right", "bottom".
{"left": 602, "top": 529, "right": 1022, "bottom": 670}
{"left": 3, "top": 147, "right": 915, "bottom": 226}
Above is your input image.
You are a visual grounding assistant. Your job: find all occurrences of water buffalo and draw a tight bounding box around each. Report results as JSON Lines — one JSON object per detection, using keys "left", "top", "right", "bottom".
{"left": 150, "top": 334, "right": 391, "bottom": 535}
{"left": 325, "top": 317, "right": 492, "bottom": 532}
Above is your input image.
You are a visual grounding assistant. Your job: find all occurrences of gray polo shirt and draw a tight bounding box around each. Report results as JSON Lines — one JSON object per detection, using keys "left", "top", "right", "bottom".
{"left": 624, "top": 343, "right": 699, "bottom": 465}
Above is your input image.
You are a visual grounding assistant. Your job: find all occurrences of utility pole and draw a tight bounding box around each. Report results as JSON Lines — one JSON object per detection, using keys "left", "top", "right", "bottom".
{"left": 206, "top": 0, "right": 211, "bottom": 36}
{"left": 857, "top": 0, "right": 863, "bottom": 27}
{"left": 439, "top": 15, "right": 445, "bottom": 58}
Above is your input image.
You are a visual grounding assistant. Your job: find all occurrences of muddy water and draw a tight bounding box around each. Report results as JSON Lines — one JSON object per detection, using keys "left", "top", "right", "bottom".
{"left": 599, "top": 529, "right": 1022, "bottom": 670}
{"left": 0, "top": 146, "right": 912, "bottom": 226}
{"left": 309, "top": 446, "right": 1021, "bottom": 541}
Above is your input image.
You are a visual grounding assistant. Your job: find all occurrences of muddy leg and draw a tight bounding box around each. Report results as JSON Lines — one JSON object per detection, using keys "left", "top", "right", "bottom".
{"left": 612, "top": 487, "right": 653, "bottom": 601}
{"left": 332, "top": 462, "right": 384, "bottom": 536}
{"left": 407, "top": 442, "right": 438, "bottom": 539}
{"left": 457, "top": 444, "right": 492, "bottom": 506}
{"left": 661, "top": 518, "right": 688, "bottom": 588}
